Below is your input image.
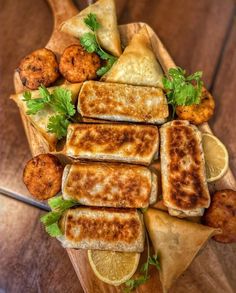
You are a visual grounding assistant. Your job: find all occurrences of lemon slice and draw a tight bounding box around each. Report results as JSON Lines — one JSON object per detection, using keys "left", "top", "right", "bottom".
{"left": 88, "top": 250, "right": 140, "bottom": 286}
{"left": 202, "top": 133, "right": 229, "bottom": 182}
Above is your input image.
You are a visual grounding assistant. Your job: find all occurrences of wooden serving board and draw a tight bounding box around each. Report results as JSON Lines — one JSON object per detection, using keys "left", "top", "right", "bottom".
{"left": 13, "top": 0, "right": 236, "bottom": 292}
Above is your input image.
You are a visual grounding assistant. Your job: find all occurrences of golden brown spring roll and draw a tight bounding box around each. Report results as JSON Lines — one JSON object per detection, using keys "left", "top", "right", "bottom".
{"left": 62, "top": 162, "right": 158, "bottom": 208}
{"left": 65, "top": 123, "right": 159, "bottom": 165}
{"left": 78, "top": 81, "right": 169, "bottom": 124}
{"left": 160, "top": 120, "right": 210, "bottom": 217}
{"left": 58, "top": 207, "right": 145, "bottom": 252}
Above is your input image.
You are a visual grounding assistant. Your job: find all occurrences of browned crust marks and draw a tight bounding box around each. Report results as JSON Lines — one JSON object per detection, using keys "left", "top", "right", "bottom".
{"left": 68, "top": 124, "right": 158, "bottom": 159}
{"left": 66, "top": 209, "right": 141, "bottom": 243}
{"left": 65, "top": 163, "right": 151, "bottom": 207}
{"left": 166, "top": 124, "right": 209, "bottom": 209}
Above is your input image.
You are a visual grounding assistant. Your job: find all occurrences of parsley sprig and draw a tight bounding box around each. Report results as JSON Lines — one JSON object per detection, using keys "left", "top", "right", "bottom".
{"left": 163, "top": 67, "right": 203, "bottom": 116}
{"left": 40, "top": 196, "right": 79, "bottom": 237}
{"left": 23, "top": 85, "right": 76, "bottom": 139}
{"left": 124, "top": 230, "right": 160, "bottom": 292}
{"left": 80, "top": 13, "right": 117, "bottom": 76}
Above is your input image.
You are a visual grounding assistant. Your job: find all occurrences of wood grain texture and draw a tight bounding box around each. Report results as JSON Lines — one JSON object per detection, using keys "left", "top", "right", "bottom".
{"left": 210, "top": 20, "right": 236, "bottom": 176}
{"left": 0, "top": 0, "right": 236, "bottom": 292}
{"left": 118, "top": 0, "right": 235, "bottom": 88}
{"left": 0, "top": 193, "right": 83, "bottom": 293}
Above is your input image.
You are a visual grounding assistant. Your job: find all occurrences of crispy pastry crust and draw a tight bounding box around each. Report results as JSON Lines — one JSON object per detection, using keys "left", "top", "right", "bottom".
{"left": 58, "top": 207, "right": 145, "bottom": 252}
{"left": 160, "top": 120, "right": 210, "bottom": 216}
{"left": 65, "top": 123, "right": 159, "bottom": 165}
{"left": 62, "top": 162, "right": 157, "bottom": 208}
{"left": 78, "top": 81, "right": 168, "bottom": 124}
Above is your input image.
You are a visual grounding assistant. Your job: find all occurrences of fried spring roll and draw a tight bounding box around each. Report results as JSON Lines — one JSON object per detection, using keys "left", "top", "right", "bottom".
{"left": 58, "top": 207, "right": 145, "bottom": 252}
{"left": 62, "top": 162, "right": 158, "bottom": 208}
{"left": 77, "top": 81, "right": 169, "bottom": 124}
{"left": 65, "top": 123, "right": 159, "bottom": 165}
{"left": 160, "top": 120, "right": 210, "bottom": 217}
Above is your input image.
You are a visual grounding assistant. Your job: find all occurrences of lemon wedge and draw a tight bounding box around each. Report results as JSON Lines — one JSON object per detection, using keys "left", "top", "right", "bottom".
{"left": 202, "top": 133, "right": 229, "bottom": 182}
{"left": 88, "top": 250, "right": 140, "bottom": 286}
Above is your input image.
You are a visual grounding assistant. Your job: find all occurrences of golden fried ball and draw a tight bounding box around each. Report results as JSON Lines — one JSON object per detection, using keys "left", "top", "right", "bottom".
{"left": 176, "top": 88, "right": 215, "bottom": 125}
{"left": 59, "top": 44, "right": 101, "bottom": 83}
{"left": 23, "top": 154, "right": 63, "bottom": 200}
{"left": 203, "top": 189, "right": 236, "bottom": 243}
{"left": 18, "top": 48, "right": 59, "bottom": 90}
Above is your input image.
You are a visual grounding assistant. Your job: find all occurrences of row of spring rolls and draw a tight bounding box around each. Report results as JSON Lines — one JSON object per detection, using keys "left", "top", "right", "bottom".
{"left": 58, "top": 120, "right": 210, "bottom": 251}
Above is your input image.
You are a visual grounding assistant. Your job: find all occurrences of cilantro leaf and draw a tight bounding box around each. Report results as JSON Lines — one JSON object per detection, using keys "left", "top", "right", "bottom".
{"left": 124, "top": 275, "right": 149, "bottom": 292}
{"left": 48, "top": 196, "right": 78, "bottom": 212}
{"left": 148, "top": 255, "right": 161, "bottom": 271}
{"left": 84, "top": 13, "right": 101, "bottom": 31}
{"left": 40, "top": 211, "right": 61, "bottom": 226}
{"left": 96, "top": 56, "right": 117, "bottom": 76}
{"left": 45, "top": 222, "right": 62, "bottom": 237}
{"left": 23, "top": 85, "right": 77, "bottom": 139}
{"left": 25, "top": 97, "right": 49, "bottom": 115}
{"left": 41, "top": 196, "right": 79, "bottom": 238}
{"left": 81, "top": 13, "right": 118, "bottom": 76}
{"left": 22, "top": 91, "right": 32, "bottom": 101}
{"left": 47, "top": 115, "right": 70, "bottom": 139}
{"left": 38, "top": 84, "right": 51, "bottom": 100}
{"left": 124, "top": 230, "right": 160, "bottom": 292}
{"left": 51, "top": 87, "right": 75, "bottom": 116}
{"left": 80, "top": 33, "right": 98, "bottom": 53}
{"left": 163, "top": 67, "right": 203, "bottom": 117}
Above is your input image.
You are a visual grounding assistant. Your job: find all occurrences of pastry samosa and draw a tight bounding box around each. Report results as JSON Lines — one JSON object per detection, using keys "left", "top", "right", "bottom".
{"left": 102, "top": 26, "right": 163, "bottom": 87}
{"left": 144, "top": 209, "right": 220, "bottom": 292}
{"left": 11, "top": 83, "right": 82, "bottom": 150}
{"left": 61, "top": 0, "right": 122, "bottom": 57}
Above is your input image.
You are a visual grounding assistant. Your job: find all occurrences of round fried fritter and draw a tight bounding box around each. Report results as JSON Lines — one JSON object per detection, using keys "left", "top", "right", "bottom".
{"left": 203, "top": 189, "right": 236, "bottom": 243}
{"left": 18, "top": 48, "right": 59, "bottom": 90}
{"left": 59, "top": 44, "right": 101, "bottom": 83}
{"left": 23, "top": 154, "right": 63, "bottom": 200}
{"left": 176, "top": 88, "right": 215, "bottom": 125}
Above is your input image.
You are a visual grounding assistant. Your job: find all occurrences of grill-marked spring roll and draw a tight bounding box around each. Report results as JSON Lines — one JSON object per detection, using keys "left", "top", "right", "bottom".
{"left": 58, "top": 207, "right": 145, "bottom": 252}
{"left": 160, "top": 120, "right": 210, "bottom": 217}
{"left": 78, "top": 81, "right": 169, "bottom": 124}
{"left": 62, "top": 162, "right": 158, "bottom": 208}
{"left": 65, "top": 123, "right": 159, "bottom": 165}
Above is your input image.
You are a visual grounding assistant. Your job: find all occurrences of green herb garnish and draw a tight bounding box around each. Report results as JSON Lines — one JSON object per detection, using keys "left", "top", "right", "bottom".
{"left": 80, "top": 13, "right": 117, "bottom": 76}
{"left": 163, "top": 67, "right": 203, "bottom": 116}
{"left": 40, "top": 196, "right": 79, "bottom": 237}
{"left": 124, "top": 230, "right": 160, "bottom": 292}
{"left": 23, "top": 85, "right": 76, "bottom": 139}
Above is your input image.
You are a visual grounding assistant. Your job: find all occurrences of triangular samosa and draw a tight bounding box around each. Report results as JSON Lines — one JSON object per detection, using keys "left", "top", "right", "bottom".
{"left": 11, "top": 83, "right": 82, "bottom": 150}
{"left": 61, "top": 0, "right": 122, "bottom": 57}
{"left": 144, "top": 208, "right": 220, "bottom": 292}
{"left": 102, "top": 26, "right": 163, "bottom": 88}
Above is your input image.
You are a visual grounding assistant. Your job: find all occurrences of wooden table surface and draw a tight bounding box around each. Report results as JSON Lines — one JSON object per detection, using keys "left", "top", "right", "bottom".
{"left": 0, "top": 0, "right": 235, "bottom": 292}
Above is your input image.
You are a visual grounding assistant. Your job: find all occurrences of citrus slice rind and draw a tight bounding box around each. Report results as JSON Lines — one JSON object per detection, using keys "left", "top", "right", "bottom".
{"left": 202, "top": 133, "right": 229, "bottom": 182}
{"left": 88, "top": 249, "right": 140, "bottom": 286}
